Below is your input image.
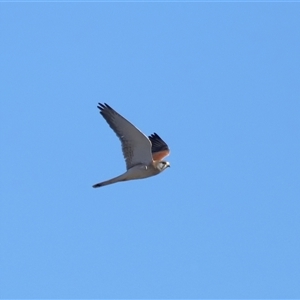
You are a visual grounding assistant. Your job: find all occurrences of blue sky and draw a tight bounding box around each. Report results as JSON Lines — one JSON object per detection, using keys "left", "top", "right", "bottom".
{"left": 1, "top": 3, "right": 300, "bottom": 299}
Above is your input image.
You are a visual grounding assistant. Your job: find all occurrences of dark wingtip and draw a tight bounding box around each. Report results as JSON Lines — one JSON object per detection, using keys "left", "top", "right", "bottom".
{"left": 148, "top": 132, "right": 169, "bottom": 153}
{"left": 148, "top": 132, "right": 163, "bottom": 141}
{"left": 149, "top": 132, "right": 160, "bottom": 139}
{"left": 97, "top": 103, "right": 113, "bottom": 113}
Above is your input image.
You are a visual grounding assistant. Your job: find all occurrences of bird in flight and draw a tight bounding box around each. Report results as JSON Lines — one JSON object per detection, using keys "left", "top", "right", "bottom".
{"left": 93, "top": 103, "right": 170, "bottom": 188}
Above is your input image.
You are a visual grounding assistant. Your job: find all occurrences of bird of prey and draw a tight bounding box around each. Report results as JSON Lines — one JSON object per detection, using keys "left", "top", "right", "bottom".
{"left": 93, "top": 103, "right": 170, "bottom": 188}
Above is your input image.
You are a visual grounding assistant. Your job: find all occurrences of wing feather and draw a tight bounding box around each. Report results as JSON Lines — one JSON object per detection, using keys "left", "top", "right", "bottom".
{"left": 97, "top": 103, "right": 153, "bottom": 169}
{"left": 148, "top": 133, "right": 170, "bottom": 161}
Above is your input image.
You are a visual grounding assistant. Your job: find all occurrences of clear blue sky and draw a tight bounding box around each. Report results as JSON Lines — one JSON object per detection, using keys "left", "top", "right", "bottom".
{"left": 1, "top": 3, "right": 299, "bottom": 299}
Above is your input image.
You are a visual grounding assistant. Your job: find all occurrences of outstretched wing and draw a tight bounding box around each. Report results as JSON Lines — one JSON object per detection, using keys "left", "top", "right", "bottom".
{"left": 97, "top": 103, "right": 153, "bottom": 169}
{"left": 148, "top": 133, "right": 170, "bottom": 161}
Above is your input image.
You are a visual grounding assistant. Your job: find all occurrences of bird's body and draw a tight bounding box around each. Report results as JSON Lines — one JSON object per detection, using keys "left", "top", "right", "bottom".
{"left": 93, "top": 103, "right": 170, "bottom": 188}
{"left": 93, "top": 163, "right": 161, "bottom": 188}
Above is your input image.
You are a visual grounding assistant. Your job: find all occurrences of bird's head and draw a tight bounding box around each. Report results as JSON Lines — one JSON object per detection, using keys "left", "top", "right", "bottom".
{"left": 157, "top": 161, "right": 170, "bottom": 171}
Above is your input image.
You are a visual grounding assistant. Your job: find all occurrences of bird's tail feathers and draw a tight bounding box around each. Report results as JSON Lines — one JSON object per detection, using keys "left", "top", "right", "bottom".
{"left": 92, "top": 173, "right": 128, "bottom": 188}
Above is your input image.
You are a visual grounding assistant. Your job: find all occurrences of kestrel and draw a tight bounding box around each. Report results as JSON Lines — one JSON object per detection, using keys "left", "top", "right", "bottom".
{"left": 93, "top": 103, "right": 170, "bottom": 188}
